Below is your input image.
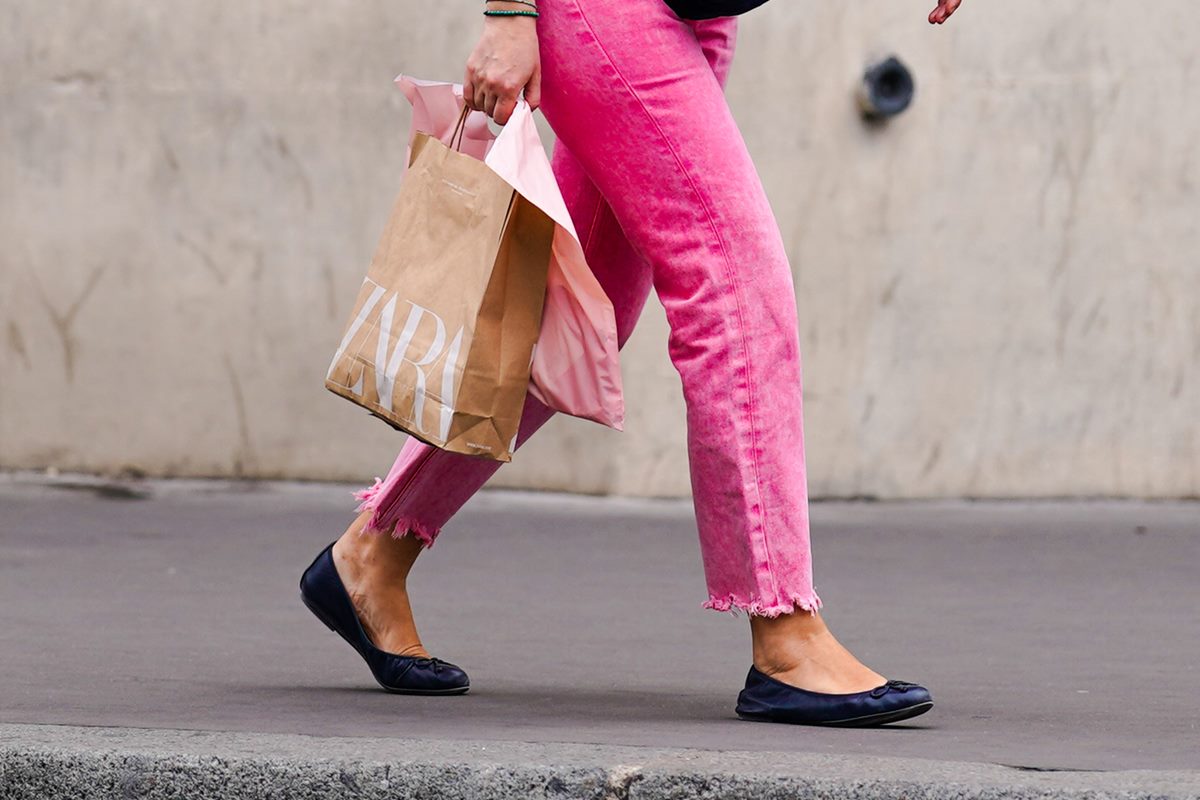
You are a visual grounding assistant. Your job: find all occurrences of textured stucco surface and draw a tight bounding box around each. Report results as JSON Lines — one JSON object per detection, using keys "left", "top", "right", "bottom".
{"left": 1, "top": 1, "right": 1197, "bottom": 496}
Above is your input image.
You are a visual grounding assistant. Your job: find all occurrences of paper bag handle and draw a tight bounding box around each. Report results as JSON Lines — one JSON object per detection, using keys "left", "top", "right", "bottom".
{"left": 449, "top": 101, "right": 472, "bottom": 152}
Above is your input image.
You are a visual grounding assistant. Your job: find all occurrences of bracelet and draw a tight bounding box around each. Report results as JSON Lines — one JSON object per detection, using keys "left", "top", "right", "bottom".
{"left": 483, "top": 8, "right": 539, "bottom": 16}
{"left": 485, "top": 0, "right": 538, "bottom": 7}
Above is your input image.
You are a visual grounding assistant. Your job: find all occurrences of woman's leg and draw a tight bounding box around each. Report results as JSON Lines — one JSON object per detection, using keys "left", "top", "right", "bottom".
{"left": 536, "top": 1, "right": 818, "bottom": 615}
{"left": 331, "top": 141, "right": 656, "bottom": 654}
{"left": 535, "top": 1, "right": 886, "bottom": 691}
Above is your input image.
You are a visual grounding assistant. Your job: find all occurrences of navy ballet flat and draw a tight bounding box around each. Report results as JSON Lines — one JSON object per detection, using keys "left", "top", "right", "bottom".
{"left": 736, "top": 665, "right": 932, "bottom": 727}
{"left": 299, "top": 542, "right": 470, "bottom": 695}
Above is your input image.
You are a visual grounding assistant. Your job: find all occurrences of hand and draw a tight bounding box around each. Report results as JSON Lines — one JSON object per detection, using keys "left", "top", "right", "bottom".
{"left": 928, "top": 0, "right": 963, "bottom": 24}
{"left": 463, "top": 3, "right": 542, "bottom": 125}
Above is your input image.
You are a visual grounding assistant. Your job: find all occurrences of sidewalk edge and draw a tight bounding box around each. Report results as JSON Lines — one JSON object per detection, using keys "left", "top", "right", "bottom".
{"left": 2, "top": 724, "right": 1197, "bottom": 800}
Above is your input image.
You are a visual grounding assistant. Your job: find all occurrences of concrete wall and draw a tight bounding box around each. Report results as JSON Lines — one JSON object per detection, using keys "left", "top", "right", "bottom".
{"left": 2, "top": 1, "right": 1197, "bottom": 498}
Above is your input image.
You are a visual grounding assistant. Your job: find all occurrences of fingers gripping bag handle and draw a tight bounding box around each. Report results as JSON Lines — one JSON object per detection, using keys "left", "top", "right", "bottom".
{"left": 394, "top": 74, "right": 626, "bottom": 431}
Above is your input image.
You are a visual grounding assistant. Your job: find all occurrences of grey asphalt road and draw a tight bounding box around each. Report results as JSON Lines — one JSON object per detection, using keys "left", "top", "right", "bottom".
{"left": 0, "top": 475, "right": 1197, "bottom": 773}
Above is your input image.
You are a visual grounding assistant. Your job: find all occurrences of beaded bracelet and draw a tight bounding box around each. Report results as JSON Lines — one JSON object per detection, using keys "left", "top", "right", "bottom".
{"left": 483, "top": 9, "right": 539, "bottom": 17}
{"left": 486, "top": 0, "right": 538, "bottom": 7}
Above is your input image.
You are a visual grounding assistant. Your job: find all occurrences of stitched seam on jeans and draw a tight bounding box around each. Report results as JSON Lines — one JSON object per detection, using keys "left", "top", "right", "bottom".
{"left": 373, "top": 445, "right": 439, "bottom": 531}
{"left": 582, "top": 180, "right": 607, "bottom": 261}
{"left": 570, "top": 1, "right": 779, "bottom": 599}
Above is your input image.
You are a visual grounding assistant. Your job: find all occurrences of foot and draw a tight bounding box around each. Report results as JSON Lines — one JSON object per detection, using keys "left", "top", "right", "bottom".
{"left": 750, "top": 609, "right": 888, "bottom": 694}
{"left": 331, "top": 513, "right": 430, "bottom": 658}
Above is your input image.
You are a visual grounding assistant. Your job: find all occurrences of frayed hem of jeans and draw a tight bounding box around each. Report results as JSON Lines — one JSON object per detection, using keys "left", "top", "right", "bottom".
{"left": 371, "top": 514, "right": 440, "bottom": 548}
{"left": 352, "top": 477, "right": 385, "bottom": 506}
{"left": 351, "top": 478, "right": 441, "bottom": 548}
{"left": 703, "top": 592, "right": 823, "bottom": 618}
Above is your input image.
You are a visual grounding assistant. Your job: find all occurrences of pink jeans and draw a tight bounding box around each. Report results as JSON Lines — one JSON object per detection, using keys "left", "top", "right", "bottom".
{"left": 354, "top": 0, "right": 821, "bottom": 617}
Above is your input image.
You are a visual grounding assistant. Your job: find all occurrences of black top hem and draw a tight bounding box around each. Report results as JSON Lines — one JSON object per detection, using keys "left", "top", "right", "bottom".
{"left": 662, "top": 0, "right": 771, "bottom": 20}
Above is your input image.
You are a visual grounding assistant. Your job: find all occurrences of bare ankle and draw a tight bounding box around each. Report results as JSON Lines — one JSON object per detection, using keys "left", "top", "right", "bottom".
{"left": 751, "top": 607, "right": 826, "bottom": 657}
{"left": 753, "top": 635, "right": 821, "bottom": 676}
{"left": 748, "top": 612, "right": 869, "bottom": 675}
{"left": 334, "top": 517, "right": 420, "bottom": 585}
{"left": 331, "top": 533, "right": 368, "bottom": 586}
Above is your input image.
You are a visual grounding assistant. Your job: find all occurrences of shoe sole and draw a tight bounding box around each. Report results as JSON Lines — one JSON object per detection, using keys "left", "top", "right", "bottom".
{"left": 737, "top": 701, "right": 933, "bottom": 727}
{"left": 300, "top": 590, "right": 470, "bottom": 696}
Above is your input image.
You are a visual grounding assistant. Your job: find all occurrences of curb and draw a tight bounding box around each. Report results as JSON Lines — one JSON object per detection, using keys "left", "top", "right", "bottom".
{"left": 2, "top": 725, "right": 1198, "bottom": 800}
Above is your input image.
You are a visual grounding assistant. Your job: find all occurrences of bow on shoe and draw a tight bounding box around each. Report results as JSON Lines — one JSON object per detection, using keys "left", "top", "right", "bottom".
{"left": 870, "top": 680, "right": 923, "bottom": 698}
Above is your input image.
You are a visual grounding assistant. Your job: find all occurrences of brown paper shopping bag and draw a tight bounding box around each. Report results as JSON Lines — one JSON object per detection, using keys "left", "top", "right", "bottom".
{"left": 326, "top": 105, "right": 555, "bottom": 461}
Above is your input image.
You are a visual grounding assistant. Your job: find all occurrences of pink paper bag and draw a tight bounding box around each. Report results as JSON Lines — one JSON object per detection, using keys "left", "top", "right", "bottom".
{"left": 395, "top": 75, "right": 625, "bottom": 432}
